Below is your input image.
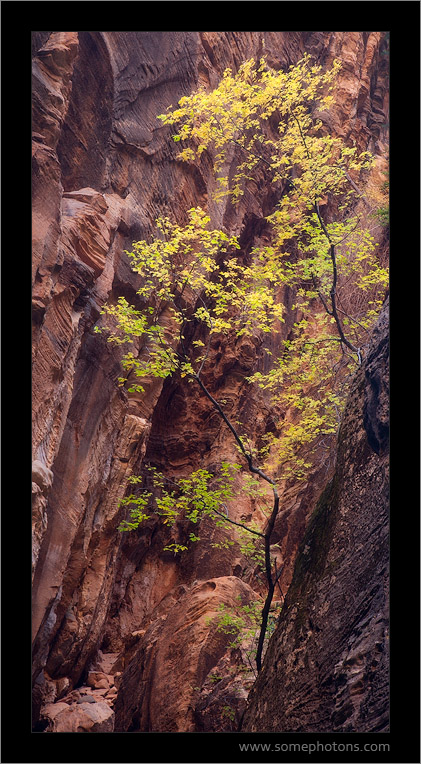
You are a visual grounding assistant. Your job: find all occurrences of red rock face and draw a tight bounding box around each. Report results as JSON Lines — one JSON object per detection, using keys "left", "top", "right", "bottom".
{"left": 31, "top": 31, "right": 389, "bottom": 732}
{"left": 114, "top": 576, "right": 259, "bottom": 732}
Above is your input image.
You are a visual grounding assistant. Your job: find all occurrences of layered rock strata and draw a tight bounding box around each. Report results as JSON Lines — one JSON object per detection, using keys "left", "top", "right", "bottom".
{"left": 32, "top": 31, "right": 389, "bottom": 732}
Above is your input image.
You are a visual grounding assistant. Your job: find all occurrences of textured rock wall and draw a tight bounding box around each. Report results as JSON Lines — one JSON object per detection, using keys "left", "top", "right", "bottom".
{"left": 32, "top": 31, "right": 389, "bottom": 732}
{"left": 241, "top": 299, "right": 389, "bottom": 732}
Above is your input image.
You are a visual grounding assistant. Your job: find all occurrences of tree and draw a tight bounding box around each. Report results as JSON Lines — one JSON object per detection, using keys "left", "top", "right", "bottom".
{"left": 96, "top": 54, "right": 388, "bottom": 672}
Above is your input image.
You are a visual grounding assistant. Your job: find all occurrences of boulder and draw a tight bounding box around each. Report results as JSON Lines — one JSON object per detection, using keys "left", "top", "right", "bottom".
{"left": 86, "top": 671, "right": 110, "bottom": 690}
{"left": 32, "top": 460, "right": 54, "bottom": 492}
{"left": 42, "top": 700, "right": 114, "bottom": 732}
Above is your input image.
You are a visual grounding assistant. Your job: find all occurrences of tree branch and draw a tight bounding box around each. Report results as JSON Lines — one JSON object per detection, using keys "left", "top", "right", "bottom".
{"left": 342, "top": 168, "right": 372, "bottom": 210}
{"left": 190, "top": 370, "right": 281, "bottom": 674}
{"left": 212, "top": 505, "right": 265, "bottom": 538}
{"left": 192, "top": 373, "right": 277, "bottom": 489}
{"left": 335, "top": 299, "right": 370, "bottom": 336}
{"left": 292, "top": 113, "right": 362, "bottom": 363}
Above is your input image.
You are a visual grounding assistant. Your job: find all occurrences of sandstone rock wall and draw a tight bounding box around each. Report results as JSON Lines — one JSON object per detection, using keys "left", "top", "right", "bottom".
{"left": 241, "top": 299, "right": 389, "bottom": 732}
{"left": 32, "top": 31, "right": 389, "bottom": 732}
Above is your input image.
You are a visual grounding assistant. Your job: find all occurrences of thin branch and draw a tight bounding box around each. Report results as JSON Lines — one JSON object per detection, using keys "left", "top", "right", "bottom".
{"left": 302, "top": 337, "right": 343, "bottom": 347}
{"left": 195, "top": 303, "right": 213, "bottom": 379}
{"left": 189, "top": 368, "right": 281, "bottom": 675}
{"left": 211, "top": 113, "right": 274, "bottom": 169}
{"left": 211, "top": 506, "right": 265, "bottom": 538}
{"left": 335, "top": 300, "right": 370, "bottom": 336}
{"left": 314, "top": 199, "right": 333, "bottom": 245}
{"left": 192, "top": 373, "right": 277, "bottom": 489}
{"left": 342, "top": 346, "right": 361, "bottom": 366}
{"left": 245, "top": 647, "right": 258, "bottom": 680}
{"left": 325, "top": 239, "right": 360, "bottom": 356}
{"left": 274, "top": 561, "right": 284, "bottom": 584}
{"left": 231, "top": 136, "right": 273, "bottom": 168}
{"left": 292, "top": 112, "right": 362, "bottom": 362}
{"left": 331, "top": 215, "right": 362, "bottom": 247}
{"left": 311, "top": 274, "right": 333, "bottom": 316}
{"left": 342, "top": 168, "right": 373, "bottom": 210}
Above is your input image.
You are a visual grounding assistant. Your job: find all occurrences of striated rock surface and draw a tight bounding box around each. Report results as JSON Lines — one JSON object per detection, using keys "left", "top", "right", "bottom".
{"left": 32, "top": 31, "right": 389, "bottom": 732}
{"left": 241, "top": 299, "right": 389, "bottom": 733}
{"left": 114, "top": 576, "right": 259, "bottom": 732}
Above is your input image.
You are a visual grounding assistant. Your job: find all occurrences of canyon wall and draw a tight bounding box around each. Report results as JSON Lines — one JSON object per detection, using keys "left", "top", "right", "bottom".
{"left": 241, "top": 299, "right": 389, "bottom": 733}
{"left": 32, "top": 31, "right": 389, "bottom": 732}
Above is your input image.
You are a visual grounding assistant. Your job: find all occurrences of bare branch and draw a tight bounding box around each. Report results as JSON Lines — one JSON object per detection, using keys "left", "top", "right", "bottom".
{"left": 335, "top": 299, "right": 370, "bottom": 336}
{"left": 192, "top": 373, "right": 278, "bottom": 490}
{"left": 342, "top": 168, "right": 373, "bottom": 210}
{"left": 211, "top": 505, "right": 265, "bottom": 539}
